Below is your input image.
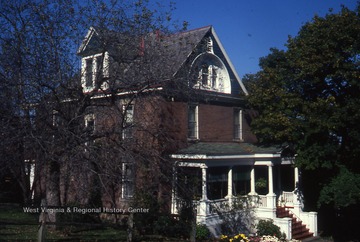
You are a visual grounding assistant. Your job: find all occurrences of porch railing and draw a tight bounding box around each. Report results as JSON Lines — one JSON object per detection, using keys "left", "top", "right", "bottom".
{"left": 208, "top": 198, "right": 230, "bottom": 214}
{"left": 258, "top": 195, "right": 267, "bottom": 208}
{"left": 279, "top": 191, "right": 294, "bottom": 207}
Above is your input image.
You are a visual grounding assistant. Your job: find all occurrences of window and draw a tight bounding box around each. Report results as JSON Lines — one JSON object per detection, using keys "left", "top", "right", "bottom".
{"left": 122, "top": 104, "right": 134, "bottom": 139}
{"left": 188, "top": 105, "right": 198, "bottom": 139}
{"left": 122, "top": 162, "right": 134, "bottom": 198}
{"left": 85, "top": 58, "right": 93, "bottom": 88}
{"left": 209, "top": 65, "right": 217, "bottom": 88}
{"left": 82, "top": 52, "right": 109, "bottom": 92}
{"left": 234, "top": 109, "right": 243, "bottom": 140}
{"left": 201, "top": 65, "right": 208, "bottom": 86}
{"left": 198, "top": 64, "right": 218, "bottom": 89}
{"left": 95, "top": 56, "right": 103, "bottom": 82}
{"left": 85, "top": 113, "right": 95, "bottom": 134}
{"left": 206, "top": 37, "right": 214, "bottom": 53}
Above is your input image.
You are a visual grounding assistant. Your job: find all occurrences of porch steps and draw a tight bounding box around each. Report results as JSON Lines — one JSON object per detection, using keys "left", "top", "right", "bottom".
{"left": 276, "top": 207, "right": 313, "bottom": 240}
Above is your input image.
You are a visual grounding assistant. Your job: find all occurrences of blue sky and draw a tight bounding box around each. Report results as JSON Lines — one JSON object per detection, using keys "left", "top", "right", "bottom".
{"left": 172, "top": 0, "right": 358, "bottom": 78}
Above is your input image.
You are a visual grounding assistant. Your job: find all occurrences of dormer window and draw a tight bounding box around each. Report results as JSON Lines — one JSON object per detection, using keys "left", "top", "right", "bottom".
{"left": 81, "top": 52, "right": 109, "bottom": 92}
{"left": 85, "top": 59, "right": 93, "bottom": 88}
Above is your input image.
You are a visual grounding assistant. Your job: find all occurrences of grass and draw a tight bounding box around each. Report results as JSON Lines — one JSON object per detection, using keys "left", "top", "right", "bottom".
{"left": 0, "top": 204, "right": 191, "bottom": 241}
{"left": 0, "top": 203, "right": 127, "bottom": 241}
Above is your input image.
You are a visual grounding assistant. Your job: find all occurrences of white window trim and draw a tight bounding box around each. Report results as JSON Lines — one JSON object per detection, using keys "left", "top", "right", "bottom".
{"left": 188, "top": 104, "right": 199, "bottom": 140}
{"left": 234, "top": 109, "right": 243, "bottom": 141}
{"left": 121, "top": 162, "right": 134, "bottom": 199}
{"left": 122, "top": 104, "right": 134, "bottom": 139}
{"left": 84, "top": 113, "right": 95, "bottom": 133}
{"left": 81, "top": 52, "right": 109, "bottom": 93}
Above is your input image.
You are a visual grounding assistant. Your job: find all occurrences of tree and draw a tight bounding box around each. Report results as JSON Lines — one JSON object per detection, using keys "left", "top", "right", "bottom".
{"left": 245, "top": 4, "right": 360, "bottom": 239}
{"left": 0, "top": 0, "right": 191, "bottom": 232}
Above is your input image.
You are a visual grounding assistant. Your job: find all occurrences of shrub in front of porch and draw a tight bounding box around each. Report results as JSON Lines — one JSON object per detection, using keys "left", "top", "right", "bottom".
{"left": 256, "top": 219, "right": 284, "bottom": 239}
{"left": 215, "top": 196, "right": 256, "bottom": 236}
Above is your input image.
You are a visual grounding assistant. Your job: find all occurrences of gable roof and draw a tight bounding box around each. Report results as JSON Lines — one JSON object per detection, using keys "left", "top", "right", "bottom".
{"left": 77, "top": 26, "right": 248, "bottom": 96}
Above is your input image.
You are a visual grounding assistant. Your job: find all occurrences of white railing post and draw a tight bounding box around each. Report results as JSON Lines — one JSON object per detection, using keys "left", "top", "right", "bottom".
{"left": 309, "top": 212, "right": 318, "bottom": 236}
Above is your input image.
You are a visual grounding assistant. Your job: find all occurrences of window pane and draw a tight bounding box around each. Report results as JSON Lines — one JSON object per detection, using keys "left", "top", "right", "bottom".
{"left": 86, "top": 59, "right": 93, "bottom": 87}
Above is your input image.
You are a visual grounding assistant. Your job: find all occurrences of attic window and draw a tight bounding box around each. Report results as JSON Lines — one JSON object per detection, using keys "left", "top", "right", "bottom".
{"left": 199, "top": 65, "right": 218, "bottom": 89}
{"left": 190, "top": 53, "right": 231, "bottom": 94}
{"left": 206, "top": 37, "right": 214, "bottom": 53}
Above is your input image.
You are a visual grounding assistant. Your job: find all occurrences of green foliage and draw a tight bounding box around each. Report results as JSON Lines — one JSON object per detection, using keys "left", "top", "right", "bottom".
{"left": 318, "top": 166, "right": 360, "bottom": 208}
{"left": 256, "top": 220, "right": 282, "bottom": 238}
{"left": 215, "top": 196, "right": 256, "bottom": 236}
{"left": 152, "top": 214, "right": 189, "bottom": 238}
{"left": 196, "top": 223, "right": 211, "bottom": 241}
{"left": 245, "top": 3, "right": 360, "bottom": 208}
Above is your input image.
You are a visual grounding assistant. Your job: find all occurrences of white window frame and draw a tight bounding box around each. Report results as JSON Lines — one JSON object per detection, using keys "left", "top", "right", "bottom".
{"left": 81, "top": 52, "right": 109, "bottom": 92}
{"left": 84, "top": 113, "right": 95, "bottom": 133}
{"left": 122, "top": 104, "right": 134, "bottom": 139}
{"left": 188, "top": 104, "right": 199, "bottom": 140}
{"left": 121, "top": 162, "right": 134, "bottom": 199}
{"left": 234, "top": 108, "right": 243, "bottom": 141}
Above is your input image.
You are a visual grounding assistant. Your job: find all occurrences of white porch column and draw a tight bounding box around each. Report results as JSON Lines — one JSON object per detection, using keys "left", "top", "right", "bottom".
{"left": 198, "top": 165, "right": 208, "bottom": 218}
{"left": 249, "top": 166, "right": 256, "bottom": 195}
{"left": 268, "top": 164, "right": 275, "bottom": 195}
{"left": 201, "top": 166, "right": 208, "bottom": 200}
{"left": 171, "top": 164, "right": 178, "bottom": 214}
{"left": 294, "top": 166, "right": 299, "bottom": 190}
{"left": 226, "top": 166, "right": 233, "bottom": 198}
{"left": 293, "top": 166, "right": 302, "bottom": 208}
{"left": 267, "top": 164, "right": 276, "bottom": 211}
{"left": 226, "top": 166, "right": 233, "bottom": 207}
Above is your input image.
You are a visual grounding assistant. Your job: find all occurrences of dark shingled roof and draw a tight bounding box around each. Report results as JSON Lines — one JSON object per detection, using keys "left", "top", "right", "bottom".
{"left": 77, "top": 25, "right": 247, "bottom": 96}
{"left": 78, "top": 26, "right": 212, "bottom": 79}
{"left": 175, "top": 142, "right": 282, "bottom": 156}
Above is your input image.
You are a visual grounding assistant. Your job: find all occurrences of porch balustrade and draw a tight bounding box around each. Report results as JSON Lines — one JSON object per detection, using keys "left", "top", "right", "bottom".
{"left": 258, "top": 195, "right": 267, "bottom": 208}
{"left": 279, "top": 191, "right": 294, "bottom": 206}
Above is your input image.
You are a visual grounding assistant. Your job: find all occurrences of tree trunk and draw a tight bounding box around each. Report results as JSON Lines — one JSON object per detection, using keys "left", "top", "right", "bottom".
{"left": 46, "top": 160, "right": 60, "bottom": 228}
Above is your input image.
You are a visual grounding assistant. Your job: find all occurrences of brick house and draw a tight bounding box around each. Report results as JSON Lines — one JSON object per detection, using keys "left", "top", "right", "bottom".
{"left": 50, "top": 25, "right": 317, "bottom": 239}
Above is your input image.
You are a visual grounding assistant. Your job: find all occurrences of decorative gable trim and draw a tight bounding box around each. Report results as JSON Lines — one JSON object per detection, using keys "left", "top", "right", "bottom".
{"left": 210, "top": 27, "right": 249, "bottom": 96}
{"left": 77, "top": 26, "right": 98, "bottom": 56}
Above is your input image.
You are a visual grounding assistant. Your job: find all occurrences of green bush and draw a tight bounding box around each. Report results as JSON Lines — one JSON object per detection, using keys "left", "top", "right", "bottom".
{"left": 196, "top": 223, "right": 211, "bottom": 241}
{"left": 153, "top": 214, "right": 187, "bottom": 238}
{"left": 256, "top": 219, "right": 282, "bottom": 238}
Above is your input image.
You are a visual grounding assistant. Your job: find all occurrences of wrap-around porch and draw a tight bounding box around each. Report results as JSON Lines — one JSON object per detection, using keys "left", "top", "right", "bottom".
{"left": 170, "top": 143, "right": 317, "bottom": 240}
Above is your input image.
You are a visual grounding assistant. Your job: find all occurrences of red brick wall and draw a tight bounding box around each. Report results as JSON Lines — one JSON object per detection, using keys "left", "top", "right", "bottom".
{"left": 199, "top": 104, "right": 234, "bottom": 142}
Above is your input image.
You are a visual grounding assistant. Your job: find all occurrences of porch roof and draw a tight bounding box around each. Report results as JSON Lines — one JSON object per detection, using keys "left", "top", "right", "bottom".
{"left": 172, "top": 142, "right": 282, "bottom": 157}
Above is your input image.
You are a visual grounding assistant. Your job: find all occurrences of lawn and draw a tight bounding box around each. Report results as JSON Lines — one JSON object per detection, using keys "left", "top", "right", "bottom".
{"left": 0, "top": 203, "right": 128, "bottom": 241}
